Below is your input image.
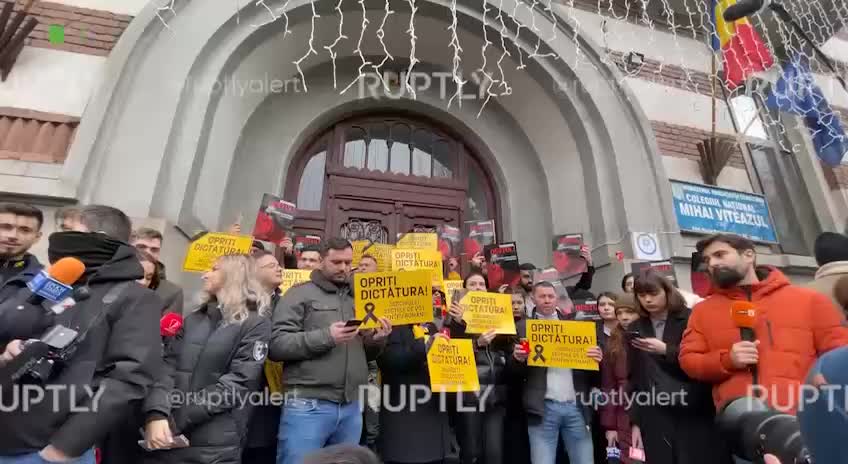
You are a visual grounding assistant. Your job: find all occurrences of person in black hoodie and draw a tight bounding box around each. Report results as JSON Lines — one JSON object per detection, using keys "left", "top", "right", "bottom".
{"left": 141, "top": 254, "right": 271, "bottom": 464}
{"left": 627, "top": 271, "right": 732, "bottom": 464}
{"left": 0, "top": 204, "right": 163, "bottom": 464}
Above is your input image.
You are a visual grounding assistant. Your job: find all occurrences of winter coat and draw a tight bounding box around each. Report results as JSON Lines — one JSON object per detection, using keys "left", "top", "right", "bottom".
{"left": 376, "top": 325, "right": 452, "bottom": 463}
{"left": 142, "top": 302, "right": 271, "bottom": 464}
{"left": 0, "top": 245, "right": 163, "bottom": 458}
{"left": 0, "top": 253, "right": 41, "bottom": 301}
{"left": 680, "top": 267, "right": 848, "bottom": 413}
{"left": 628, "top": 306, "right": 731, "bottom": 464}
{"left": 805, "top": 260, "right": 848, "bottom": 315}
{"left": 600, "top": 337, "right": 631, "bottom": 463}
{"left": 269, "top": 270, "right": 385, "bottom": 404}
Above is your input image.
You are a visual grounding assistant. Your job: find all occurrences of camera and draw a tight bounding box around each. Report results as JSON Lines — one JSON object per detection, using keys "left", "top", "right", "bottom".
{"left": 717, "top": 397, "right": 813, "bottom": 464}
{"left": 6, "top": 325, "right": 80, "bottom": 384}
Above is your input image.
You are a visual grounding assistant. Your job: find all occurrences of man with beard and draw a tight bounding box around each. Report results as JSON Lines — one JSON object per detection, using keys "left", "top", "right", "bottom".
{"left": 680, "top": 234, "right": 848, "bottom": 422}
{"left": 0, "top": 204, "right": 162, "bottom": 464}
{"left": 0, "top": 203, "right": 43, "bottom": 302}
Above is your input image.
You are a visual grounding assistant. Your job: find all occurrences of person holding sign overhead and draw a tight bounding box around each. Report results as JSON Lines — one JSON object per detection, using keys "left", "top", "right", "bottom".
{"left": 627, "top": 271, "right": 731, "bottom": 464}
{"left": 510, "top": 281, "right": 602, "bottom": 464}
{"left": 269, "top": 238, "right": 392, "bottom": 464}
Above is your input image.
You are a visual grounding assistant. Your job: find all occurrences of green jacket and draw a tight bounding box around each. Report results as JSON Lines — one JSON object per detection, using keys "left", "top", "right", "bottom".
{"left": 269, "top": 270, "right": 384, "bottom": 403}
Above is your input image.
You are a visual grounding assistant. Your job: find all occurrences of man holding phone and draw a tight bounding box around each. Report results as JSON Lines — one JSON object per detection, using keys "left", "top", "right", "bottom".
{"left": 269, "top": 238, "right": 392, "bottom": 464}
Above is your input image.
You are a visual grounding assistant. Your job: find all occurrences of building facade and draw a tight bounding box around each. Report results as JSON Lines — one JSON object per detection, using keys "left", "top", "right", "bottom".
{"left": 2, "top": 0, "right": 848, "bottom": 295}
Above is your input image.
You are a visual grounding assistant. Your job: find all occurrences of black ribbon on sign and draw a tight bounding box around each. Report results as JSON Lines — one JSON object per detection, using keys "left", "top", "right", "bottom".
{"left": 363, "top": 302, "right": 379, "bottom": 324}
{"left": 533, "top": 344, "right": 546, "bottom": 363}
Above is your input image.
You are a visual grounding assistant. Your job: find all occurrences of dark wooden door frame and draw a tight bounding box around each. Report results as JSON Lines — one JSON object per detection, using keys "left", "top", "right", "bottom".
{"left": 282, "top": 111, "right": 500, "bottom": 242}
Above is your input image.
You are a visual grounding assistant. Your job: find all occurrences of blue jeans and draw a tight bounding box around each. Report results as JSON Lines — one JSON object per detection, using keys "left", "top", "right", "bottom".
{"left": 277, "top": 398, "right": 362, "bottom": 464}
{"left": 0, "top": 449, "right": 95, "bottom": 464}
{"left": 527, "top": 400, "right": 593, "bottom": 464}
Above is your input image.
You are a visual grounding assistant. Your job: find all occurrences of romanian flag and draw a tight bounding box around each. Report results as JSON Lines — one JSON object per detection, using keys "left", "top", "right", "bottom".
{"left": 711, "top": 0, "right": 774, "bottom": 90}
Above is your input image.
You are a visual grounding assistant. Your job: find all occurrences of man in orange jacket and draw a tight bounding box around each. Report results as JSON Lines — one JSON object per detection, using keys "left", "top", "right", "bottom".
{"left": 680, "top": 234, "right": 848, "bottom": 417}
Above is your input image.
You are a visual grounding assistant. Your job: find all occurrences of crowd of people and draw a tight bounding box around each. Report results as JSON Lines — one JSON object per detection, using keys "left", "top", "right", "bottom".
{"left": 1, "top": 201, "right": 848, "bottom": 464}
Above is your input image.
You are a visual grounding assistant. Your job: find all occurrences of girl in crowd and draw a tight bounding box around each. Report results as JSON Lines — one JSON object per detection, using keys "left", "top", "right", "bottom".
{"left": 142, "top": 254, "right": 272, "bottom": 464}
{"left": 600, "top": 293, "right": 638, "bottom": 464}
{"left": 505, "top": 289, "right": 531, "bottom": 464}
{"left": 136, "top": 249, "right": 160, "bottom": 289}
{"left": 455, "top": 272, "right": 510, "bottom": 464}
{"left": 627, "top": 272, "right": 732, "bottom": 464}
{"left": 597, "top": 291, "right": 618, "bottom": 348}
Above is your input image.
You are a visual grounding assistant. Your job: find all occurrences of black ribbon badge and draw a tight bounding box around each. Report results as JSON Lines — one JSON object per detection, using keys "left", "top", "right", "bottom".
{"left": 533, "top": 344, "right": 546, "bottom": 363}
{"left": 363, "top": 302, "right": 379, "bottom": 324}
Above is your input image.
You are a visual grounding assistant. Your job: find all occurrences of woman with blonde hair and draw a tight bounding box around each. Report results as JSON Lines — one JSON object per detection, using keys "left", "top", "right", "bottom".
{"left": 141, "top": 254, "right": 272, "bottom": 464}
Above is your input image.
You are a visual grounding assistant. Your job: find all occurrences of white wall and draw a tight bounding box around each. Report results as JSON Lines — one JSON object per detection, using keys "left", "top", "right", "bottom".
{"left": 51, "top": 0, "right": 149, "bottom": 16}
{"left": 0, "top": 48, "right": 106, "bottom": 116}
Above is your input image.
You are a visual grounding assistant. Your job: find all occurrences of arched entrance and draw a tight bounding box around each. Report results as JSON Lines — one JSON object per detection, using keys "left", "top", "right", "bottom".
{"left": 283, "top": 113, "right": 499, "bottom": 244}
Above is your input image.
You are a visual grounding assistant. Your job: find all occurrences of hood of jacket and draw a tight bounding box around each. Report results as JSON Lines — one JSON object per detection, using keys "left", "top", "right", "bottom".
{"left": 86, "top": 244, "right": 145, "bottom": 285}
{"left": 814, "top": 261, "right": 848, "bottom": 280}
{"left": 707, "top": 266, "right": 791, "bottom": 301}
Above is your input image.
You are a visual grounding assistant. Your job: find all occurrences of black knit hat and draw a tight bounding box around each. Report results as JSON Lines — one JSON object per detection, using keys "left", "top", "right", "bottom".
{"left": 814, "top": 232, "right": 848, "bottom": 267}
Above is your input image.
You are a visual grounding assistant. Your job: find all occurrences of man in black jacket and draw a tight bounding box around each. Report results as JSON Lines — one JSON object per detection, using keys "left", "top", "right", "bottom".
{"left": 0, "top": 204, "right": 163, "bottom": 464}
{"left": 130, "top": 227, "right": 184, "bottom": 315}
{"left": 511, "top": 281, "right": 603, "bottom": 464}
{"left": 0, "top": 202, "right": 44, "bottom": 302}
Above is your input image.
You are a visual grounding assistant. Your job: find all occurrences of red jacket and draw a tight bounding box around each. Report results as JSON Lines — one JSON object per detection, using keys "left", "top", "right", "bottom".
{"left": 679, "top": 267, "right": 848, "bottom": 414}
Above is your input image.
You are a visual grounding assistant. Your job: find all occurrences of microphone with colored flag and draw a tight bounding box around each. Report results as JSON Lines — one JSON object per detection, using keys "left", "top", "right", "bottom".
{"left": 26, "top": 257, "right": 86, "bottom": 305}
{"left": 731, "top": 301, "right": 759, "bottom": 386}
{"left": 160, "top": 312, "right": 183, "bottom": 337}
{"left": 722, "top": 0, "right": 765, "bottom": 22}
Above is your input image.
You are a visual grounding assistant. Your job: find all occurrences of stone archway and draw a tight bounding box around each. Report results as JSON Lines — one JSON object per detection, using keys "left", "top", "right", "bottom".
{"left": 62, "top": 0, "right": 679, "bottom": 290}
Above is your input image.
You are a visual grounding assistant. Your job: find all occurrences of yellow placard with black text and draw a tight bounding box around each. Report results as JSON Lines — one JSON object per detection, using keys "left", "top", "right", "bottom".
{"left": 443, "top": 280, "right": 464, "bottom": 308}
{"left": 363, "top": 243, "right": 394, "bottom": 272}
{"left": 279, "top": 269, "right": 312, "bottom": 295}
{"left": 461, "top": 291, "right": 516, "bottom": 335}
{"left": 183, "top": 233, "right": 253, "bottom": 273}
{"left": 391, "top": 249, "right": 443, "bottom": 286}
{"left": 526, "top": 320, "right": 598, "bottom": 371}
{"left": 427, "top": 337, "right": 480, "bottom": 392}
{"left": 396, "top": 233, "right": 438, "bottom": 251}
{"left": 354, "top": 270, "right": 433, "bottom": 328}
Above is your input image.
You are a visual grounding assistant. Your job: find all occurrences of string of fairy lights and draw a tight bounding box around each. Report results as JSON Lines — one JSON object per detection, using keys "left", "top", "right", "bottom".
{"left": 152, "top": 0, "right": 848, "bottom": 157}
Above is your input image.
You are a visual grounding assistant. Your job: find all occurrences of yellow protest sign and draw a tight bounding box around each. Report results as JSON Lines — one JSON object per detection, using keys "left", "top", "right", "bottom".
{"left": 364, "top": 242, "right": 394, "bottom": 272}
{"left": 461, "top": 291, "right": 516, "bottom": 335}
{"left": 443, "top": 280, "right": 464, "bottom": 308}
{"left": 354, "top": 270, "right": 433, "bottom": 328}
{"left": 279, "top": 269, "right": 312, "bottom": 294}
{"left": 427, "top": 337, "right": 480, "bottom": 392}
{"left": 352, "top": 240, "right": 370, "bottom": 267}
{"left": 391, "top": 249, "right": 443, "bottom": 285}
{"left": 183, "top": 233, "right": 253, "bottom": 272}
{"left": 526, "top": 320, "right": 599, "bottom": 371}
{"left": 396, "top": 233, "right": 438, "bottom": 251}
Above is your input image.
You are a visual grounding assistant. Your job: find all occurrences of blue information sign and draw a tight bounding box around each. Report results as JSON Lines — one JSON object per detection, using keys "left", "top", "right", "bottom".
{"left": 670, "top": 180, "right": 778, "bottom": 243}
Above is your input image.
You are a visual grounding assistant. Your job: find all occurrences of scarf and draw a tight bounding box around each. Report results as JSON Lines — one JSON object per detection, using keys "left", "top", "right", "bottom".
{"left": 48, "top": 231, "right": 125, "bottom": 273}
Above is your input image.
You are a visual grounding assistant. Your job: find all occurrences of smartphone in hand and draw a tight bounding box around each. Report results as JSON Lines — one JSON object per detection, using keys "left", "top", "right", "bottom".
{"left": 344, "top": 319, "right": 363, "bottom": 328}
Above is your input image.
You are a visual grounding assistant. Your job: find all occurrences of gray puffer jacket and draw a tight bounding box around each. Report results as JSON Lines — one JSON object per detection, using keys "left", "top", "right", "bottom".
{"left": 269, "top": 270, "right": 385, "bottom": 404}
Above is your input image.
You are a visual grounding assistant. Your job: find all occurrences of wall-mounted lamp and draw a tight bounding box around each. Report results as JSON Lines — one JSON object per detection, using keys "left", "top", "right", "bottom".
{"left": 625, "top": 51, "right": 645, "bottom": 68}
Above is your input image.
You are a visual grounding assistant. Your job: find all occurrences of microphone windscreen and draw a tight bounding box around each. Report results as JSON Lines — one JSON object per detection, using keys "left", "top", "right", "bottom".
{"left": 721, "top": 0, "right": 765, "bottom": 22}
{"left": 731, "top": 301, "right": 757, "bottom": 329}
{"left": 48, "top": 257, "right": 86, "bottom": 285}
{"left": 160, "top": 312, "right": 184, "bottom": 337}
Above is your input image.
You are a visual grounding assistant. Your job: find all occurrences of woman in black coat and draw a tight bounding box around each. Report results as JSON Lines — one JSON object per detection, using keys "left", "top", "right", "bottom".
{"left": 376, "top": 321, "right": 453, "bottom": 464}
{"left": 141, "top": 254, "right": 272, "bottom": 464}
{"left": 627, "top": 271, "right": 732, "bottom": 464}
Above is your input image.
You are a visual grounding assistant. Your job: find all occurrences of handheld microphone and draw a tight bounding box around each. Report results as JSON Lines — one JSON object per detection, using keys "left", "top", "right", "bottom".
{"left": 160, "top": 312, "right": 183, "bottom": 337}
{"left": 731, "top": 301, "right": 759, "bottom": 387}
{"left": 722, "top": 0, "right": 765, "bottom": 22}
{"left": 26, "top": 258, "right": 86, "bottom": 305}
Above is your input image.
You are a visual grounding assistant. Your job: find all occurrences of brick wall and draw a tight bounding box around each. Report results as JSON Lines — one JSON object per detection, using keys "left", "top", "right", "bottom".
{"left": 1, "top": 0, "right": 132, "bottom": 56}
{"left": 651, "top": 120, "right": 747, "bottom": 170}
{"left": 0, "top": 107, "right": 78, "bottom": 163}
